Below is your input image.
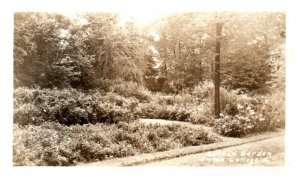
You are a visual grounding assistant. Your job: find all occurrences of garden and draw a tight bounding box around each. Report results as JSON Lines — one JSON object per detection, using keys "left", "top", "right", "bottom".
{"left": 13, "top": 12, "right": 285, "bottom": 166}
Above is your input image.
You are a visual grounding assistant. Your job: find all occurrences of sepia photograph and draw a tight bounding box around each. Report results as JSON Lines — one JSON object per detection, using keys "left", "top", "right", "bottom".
{"left": 12, "top": 10, "right": 286, "bottom": 167}
{"left": 3, "top": 0, "right": 300, "bottom": 186}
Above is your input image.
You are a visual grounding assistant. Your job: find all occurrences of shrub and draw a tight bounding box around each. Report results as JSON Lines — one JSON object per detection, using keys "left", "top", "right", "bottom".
{"left": 224, "top": 102, "right": 239, "bottom": 116}
{"left": 192, "top": 81, "right": 214, "bottom": 100}
{"left": 13, "top": 121, "right": 219, "bottom": 166}
{"left": 13, "top": 103, "right": 45, "bottom": 126}
{"left": 139, "top": 103, "right": 191, "bottom": 122}
{"left": 13, "top": 87, "right": 37, "bottom": 107}
{"left": 213, "top": 91, "right": 285, "bottom": 137}
{"left": 178, "top": 127, "right": 215, "bottom": 146}
{"left": 13, "top": 88, "right": 139, "bottom": 126}
{"left": 188, "top": 101, "right": 214, "bottom": 124}
{"left": 220, "top": 88, "right": 252, "bottom": 112}
{"left": 109, "top": 81, "right": 152, "bottom": 102}
{"left": 138, "top": 86, "right": 215, "bottom": 124}
{"left": 213, "top": 115, "right": 254, "bottom": 137}
{"left": 253, "top": 91, "right": 285, "bottom": 130}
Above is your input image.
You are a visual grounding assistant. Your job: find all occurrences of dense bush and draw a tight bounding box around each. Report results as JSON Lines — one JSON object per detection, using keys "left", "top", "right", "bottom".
{"left": 213, "top": 116, "right": 252, "bottom": 137}
{"left": 191, "top": 81, "right": 253, "bottom": 113}
{"left": 14, "top": 87, "right": 139, "bottom": 126}
{"left": 189, "top": 102, "right": 213, "bottom": 124}
{"left": 191, "top": 81, "right": 214, "bottom": 100}
{"left": 213, "top": 90, "right": 285, "bottom": 137}
{"left": 137, "top": 85, "right": 211, "bottom": 122}
{"left": 139, "top": 103, "right": 191, "bottom": 122}
{"left": 253, "top": 91, "right": 285, "bottom": 129}
{"left": 138, "top": 82, "right": 255, "bottom": 125}
{"left": 109, "top": 81, "right": 152, "bottom": 102}
{"left": 13, "top": 121, "right": 218, "bottom": 166}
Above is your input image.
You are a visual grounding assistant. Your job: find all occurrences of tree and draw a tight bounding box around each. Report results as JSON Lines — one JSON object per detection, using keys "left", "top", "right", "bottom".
{"left": 148, "top": 13, "right": 214, "bottom": 92}
{"left": 220, "top": 12, "right": 285, "bottom": 93}
{"left": 214, "top": 19, "right": 223, "bottom": 118}
{"left": 81, "top": 13, "right": 148, "bottom": 85}
{"left": 14, "top": 13, "right": 74, "bottom": 88}
{"left": 14, "top": 12, "right": 149, "bottom": 89}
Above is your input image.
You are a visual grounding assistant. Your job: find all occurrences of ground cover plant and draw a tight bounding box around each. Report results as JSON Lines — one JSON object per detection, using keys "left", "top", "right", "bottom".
{"left": 13, "top": 121, "right": 218, "bottom": 166}
{"left": 13, "top": 87, "right": 140, "bottom": 126}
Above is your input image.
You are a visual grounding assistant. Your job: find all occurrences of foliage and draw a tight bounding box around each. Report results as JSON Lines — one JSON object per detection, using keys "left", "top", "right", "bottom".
{"left": 108, "top": 81, "right": 152, "bottom": 102}
{"left": 221, "top": 44, "right": 272, "bottom": 93}
{"left": 14, "top": 12, "right": 285, "bottom": 94}
{"left": 268, "top": 43, "right": 285, "bottom": 91}
{"left": 13, "top": 121, "right": 218, "bottom": 166}
{"left": 189, "top": 102, "right": 213, "bottom": 124}
{"left": 14, "top": 87, "right": 139, "bottom": 126}
{"left": 220, "top": 12, "right": 285, "bottom": 93}
{"left": 255, "top": 90, "right": 285, "bottom": 129}
{"left": 14, "top": 12, "right": 148, "bottom": 89}
{"left": 150, "top": 13, "right": 214, "bottom": 92}
{"left": 214, "top": 116, "right": 252, "bottom": 137}
{"left": 138, "top": 90, "right": 202, "bottom": 122}
{"left": 13, "top": 12, "right": 286, "bottom": 167}
{"left": 14, "top": 13, "right": 75, "bottom": 88}
{"left": 145, "top": 12, "right": 285, "bottom": 93}
{"left": 139, "top": 103, "right": 192, "bottom": 122}
{"left": 213, "top": 90, "right": 285, "bottom": 137}
{"left": 82, "top": 13, "right": 148, "bottom": 84}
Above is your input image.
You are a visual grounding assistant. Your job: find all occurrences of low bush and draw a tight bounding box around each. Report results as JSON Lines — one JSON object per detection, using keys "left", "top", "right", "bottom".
{"left": 109, "top": 81, "right": 152, "bottom": 102}
{"left": 139, "top": 103, "right": 191, "bottom": 122}
{"left": 138, "top": 90, "right": 206, "bottom": 122}
{"left": 213, "top": 90, "right": 285, "bottom": 137}
{"left": 13, "top": 121, "right": 218, "bottom": 166}
{"left": 252, "top": 91, "right": 285, "bottom": 130}
{"left": 13, "top": 87, "right": 139, "bottom": 126}
{"left": 191, "top": 81, "right": 214, "bottom": 100}
{"left": 213, "top": 115, "right": 254, "bottom": 137}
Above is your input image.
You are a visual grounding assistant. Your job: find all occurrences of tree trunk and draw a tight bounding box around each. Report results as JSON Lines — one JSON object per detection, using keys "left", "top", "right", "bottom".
{"left": 164, "top": 46, "right": 168, "bottom": 78}
{"left": 214, "top": 22, "right": 222, "bottom": 118}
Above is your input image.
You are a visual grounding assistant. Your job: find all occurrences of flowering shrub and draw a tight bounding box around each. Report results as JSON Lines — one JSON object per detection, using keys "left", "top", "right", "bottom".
{"left": 14, "top": 88, "right": 140, "bottom": 126}
{"left": 213, "top": 115, "right": 254, "bottom": 137}
{"left": 138, "top": 88, "right": 211, "bottom": 123}
{"left": 253, "top": 91, "right": 285, "bottom": 130}
{"left": 214, "top": 91, "right": 285, "bottom": 137}
{"left": 13, "top": 121, "right": 218, "bottom": 166}
{"left": 139, "top": 102, "right": 192, "bottom": 122}
{"left": 189, "top": 102, "right": 214, "bottom": 124}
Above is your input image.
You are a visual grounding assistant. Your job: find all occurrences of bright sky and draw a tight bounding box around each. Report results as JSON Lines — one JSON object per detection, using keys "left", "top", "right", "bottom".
{"left": 117, "top": 7, "right": 164, "bottom": 27}
{"left": 63, "top": 10, "right": 160, "bottom": 29}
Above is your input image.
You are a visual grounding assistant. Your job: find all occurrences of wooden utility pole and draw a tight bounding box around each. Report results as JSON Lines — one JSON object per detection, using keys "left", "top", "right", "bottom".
{"left": 214, "top": 21, "right": 223, "bottom": 118}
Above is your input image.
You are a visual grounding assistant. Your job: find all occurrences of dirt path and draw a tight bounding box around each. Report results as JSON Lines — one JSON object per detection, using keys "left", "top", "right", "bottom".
{"left": 142, "top": 135, "right": 284, "bottom": 166}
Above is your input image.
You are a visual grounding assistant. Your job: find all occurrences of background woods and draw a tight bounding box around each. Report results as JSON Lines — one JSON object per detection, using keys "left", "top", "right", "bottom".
{"left": 14, "top": 12, "right": 285, "bottom": 92}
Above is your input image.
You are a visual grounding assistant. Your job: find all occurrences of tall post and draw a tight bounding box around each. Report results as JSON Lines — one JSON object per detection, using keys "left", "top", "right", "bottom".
{"left": 214, "top": 21, "right": 222, "bottom": 118}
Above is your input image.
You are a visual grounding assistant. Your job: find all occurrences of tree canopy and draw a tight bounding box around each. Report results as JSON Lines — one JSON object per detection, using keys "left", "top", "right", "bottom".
{"left": 14, "top": 12, "right": 285, "bottom": 93}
